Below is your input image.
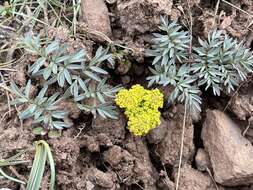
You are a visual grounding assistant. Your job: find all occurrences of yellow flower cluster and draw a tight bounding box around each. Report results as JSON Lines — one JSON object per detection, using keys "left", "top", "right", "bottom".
{"left": 115, "top": 84, "right": 163, "bottom": 136}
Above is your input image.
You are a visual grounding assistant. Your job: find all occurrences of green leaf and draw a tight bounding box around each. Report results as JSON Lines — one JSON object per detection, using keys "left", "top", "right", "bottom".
{"left": 30, "top": 57, "right": 46, "bottom": 74}
{"left": 57, "top": 71, "right": 65, "bottom": 87}
{"left": 52, "top": 121, "right": 71, "bottom": 129}
{"left": 24, "top": 80, "right": 32, "bottom": 98}
{"left": 89, "top": 66, "right": 108, "bottom": 74}
{"left": 51, "top": 110, "right": 67, "bottom": 119}
{"left": 26, "top": 140, "right": 55, "bottom": 190}
{"left": 45, "top": 41, "right": 59, "bottom": 55}
{"left": 63, "top": 69, "right": 72, "bottom": 84}
{"left": 48, "top": 130, "right": 61, "bottom": 138}
{"left": 66, "top": 50, "right": 85, "bottom": 63}
{"left": 32, "top": 127, "right": 44, "bottom": 135}
{"left": 10, "top": 81, "right": 24, "bottom": 98}
{"left": 55, "top": 55, "right": 70, "bottom": 63}
{"left": 37, "top": 85, "right": 48, "bottom": 99}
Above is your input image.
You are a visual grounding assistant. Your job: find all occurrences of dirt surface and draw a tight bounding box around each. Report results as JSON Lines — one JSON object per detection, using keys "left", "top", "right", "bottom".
{"left": 0, "top": 0, "right": 253, "bottom": 190}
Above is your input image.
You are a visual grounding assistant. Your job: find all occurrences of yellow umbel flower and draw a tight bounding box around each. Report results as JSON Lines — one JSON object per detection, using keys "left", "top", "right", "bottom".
{"left": 115, "top": 84, "right": 163, "bottom": 136}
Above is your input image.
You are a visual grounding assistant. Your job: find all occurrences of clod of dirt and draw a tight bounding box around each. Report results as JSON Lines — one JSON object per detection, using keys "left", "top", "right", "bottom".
{"left": 87, "top": 168, "right": 117, "bottom": 189}
{"left": 81, "top": 133, "right": 113, "bottom": 152}
{"left": 117, "top": 0, "right": 173, "bottom": 35}
{"left": 81, "top": 0, "right": 112, "bottom": 41}
{"left": 0, "top": 105, "right": 34, "bottom": 189}
{"left": 49, "top": 137, "right": 80, "bottom": 168}
{"left": 120, "top": 75, "right": 131, "bottom": 85}
{"left": 219, "top": 16, "right": 233, "bottom": 30}
{"left": 230, "top": 92, "right": 253, "bottom": 120}
{"left": 147, "top": 117, "right": 168, "bottom": 144}
{"left": 48, "top": 136, "right": 82, "bottom": 188}
{"left": 47, "top": 26, "right": 70, "bottom": 42}
{"left": 0, "top": 121, "right": 34, "bottom": 160}
{"left": 104, "top": 138, "right": 158, "bottom": 189}
{"left": 157, "top": 174, "right": 175, "bottom": 190}
{"left": 195, "top": 148, "right": 211, "bottom": 172}
{"left": 125, "top": 136, "right": 159, "bottom": 189}
{"left": 115, "top": 60, "right": 131, "bottom": 75}
{"left": 9, "top": 63, "right": 27, "bottom": 86}
{"left": 202, "top": 110, "right": 253, "bottom": 186}
{"left": 104, "top": 145, "right": 136, "bottom": 183}
{"left": 173, "top": 164, "right": 223, "bottom": 190}
{"left": 104, "top": 145, "right": 130, "bottom": 167}
{"left": 91, "top": 112, "right": 126, "bottom": 144}
{"left": 194, "top": 13, "right": 216, "bottom": 38}
{"left": 156, "top": 105, "right": 195, "bottom": 166}
{"left": 57, "top": 100, "right": 81, "bottom": 119}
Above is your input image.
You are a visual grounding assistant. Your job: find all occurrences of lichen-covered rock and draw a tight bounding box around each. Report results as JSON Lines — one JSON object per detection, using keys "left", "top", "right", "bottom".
{"left": 202, "top": 110, "right": 253, "bottom": 186}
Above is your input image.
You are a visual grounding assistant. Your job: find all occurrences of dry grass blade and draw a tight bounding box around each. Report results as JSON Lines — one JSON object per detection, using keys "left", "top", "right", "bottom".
{"left": 221, "top": 0, "right": 253, "bottom": 17}
{"left": 0, "top": 149, "right": 30, "bottom": 185}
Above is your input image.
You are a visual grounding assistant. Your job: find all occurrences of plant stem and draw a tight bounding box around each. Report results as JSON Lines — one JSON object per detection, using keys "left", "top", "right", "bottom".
{"left": 175, "top": 103, "right": 187, "bottom": 190}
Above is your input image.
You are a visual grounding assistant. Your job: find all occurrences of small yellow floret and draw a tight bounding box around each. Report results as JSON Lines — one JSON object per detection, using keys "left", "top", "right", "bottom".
{"left": 115, "top": 84, "right": 163, "bottom": 136}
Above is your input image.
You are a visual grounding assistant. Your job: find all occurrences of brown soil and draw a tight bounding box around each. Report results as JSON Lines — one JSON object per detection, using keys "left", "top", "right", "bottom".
{"left": 0, "top": 0, "right": 253, "bottom": 190}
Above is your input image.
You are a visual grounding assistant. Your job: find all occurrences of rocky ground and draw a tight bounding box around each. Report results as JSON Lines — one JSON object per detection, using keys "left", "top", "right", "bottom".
{"left": 0, "top": 0, "right": 253, "bottom": 189}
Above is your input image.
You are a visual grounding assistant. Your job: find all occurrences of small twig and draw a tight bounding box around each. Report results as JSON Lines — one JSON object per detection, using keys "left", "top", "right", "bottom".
{"left": 0, "top": 72, "right": 11, "bottom": 116}
{"left": 79, "top": 26, "right": 136, "bottom": 53}
{"left": 213, "top": 0, "right": 220, "bottom": 27}
{"left": 0, "top": 83, "right": 12, "bottom": 92}
{"left": 221, "top": 0, "right": 253, "bottom": 17}
{"left": 223, "top": 80, "right": 248, "bottom": 112}
{"left": 206, "top": 167, "right": 219, "bottom": 190}
{"left": 0, "top": 109, "right": 15, "bottom": 123}
{"left": 242, "top": 116, "right": 253, "bottom": 137}
{"left": 0, "top": 83, "right": 24, "bottom": 127}
{"left": 186, "top": 0, "right": 193, "bottom": 58}
{"left": 175, "top": 103, "right": 187, "bottom": 190}
{"left": 73, "top": 124, "right": 86, "bottom": 139}
{"left": 134, "top": 182, "right": 144, "bottom": 190}
{"left": 9, "top": 166, "right": 27, "bottom": 182}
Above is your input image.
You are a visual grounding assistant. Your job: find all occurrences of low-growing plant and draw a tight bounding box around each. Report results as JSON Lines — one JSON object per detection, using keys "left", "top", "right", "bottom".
{"left": 147, "top": 16, "right": 253, "bottom": 113}
{"left": 10, "top": 80, "right": 70, "bottom": 131}
{"left": 10, "top": 34, "right": 121, "bottom": 135}
{"left": 115, "top": 84, "right": 163, "bottom": 136}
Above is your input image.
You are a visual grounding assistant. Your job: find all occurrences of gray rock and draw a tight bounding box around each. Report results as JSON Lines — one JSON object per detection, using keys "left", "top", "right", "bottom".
{"left": 81, "top": 0, "right": 112, "bottom": 40}
{"left": 202, "top": 110, "right": 253, "bottom": 186}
